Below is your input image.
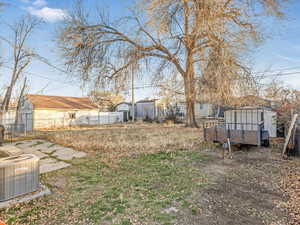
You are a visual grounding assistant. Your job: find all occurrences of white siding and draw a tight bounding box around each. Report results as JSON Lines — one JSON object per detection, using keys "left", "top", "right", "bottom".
{"left": 196, "top": 104, "right": 214, "bottom": 117}
{"left": 0, "top": 110, "right": 17, "bottom": 126}
{"left": 115, "top": 103, "right": 134, "bottom": 118}
{"left": 136, "top": 102, "right": 156, "bottom": 120}
{"left": 18, "top": 97, "right": 124, "bottom": 130}
{"left": 264, "top": 110, "right": 277, "bottom": 138}
{"left": 116, "top": 103, "right": 130, "bottom": 111}
{"left": 177, "top": 103, "right": 214, "bottom": 117}
{"left": 177, "top": 103, "right": 186, "bottom": 116}
{"left": 32, "top": 110, "right": 123, "bottom": 129}
{"left": 21, "top": 99, "right": 34, "bottom": 113}
{"left": 18, "top": 98, "right": 34, "bottom": 131}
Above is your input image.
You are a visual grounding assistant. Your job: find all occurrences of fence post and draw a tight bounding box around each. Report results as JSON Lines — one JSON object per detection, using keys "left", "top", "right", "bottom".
{"left": 24, "top": 114, "right": 27, "bottom": 136}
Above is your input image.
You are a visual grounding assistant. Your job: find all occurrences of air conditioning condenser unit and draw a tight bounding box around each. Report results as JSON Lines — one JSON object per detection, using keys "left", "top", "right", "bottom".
{"left": 0, "top": 154, "right": 40, "bottom": 201}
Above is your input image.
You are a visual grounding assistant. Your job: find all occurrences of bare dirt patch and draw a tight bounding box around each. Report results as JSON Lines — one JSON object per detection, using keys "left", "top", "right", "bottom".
{"left": 176, "top": 148, "right": 290, "bottom": 225}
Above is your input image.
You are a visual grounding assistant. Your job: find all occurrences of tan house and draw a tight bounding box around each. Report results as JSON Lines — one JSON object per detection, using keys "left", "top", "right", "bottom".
{"left": 19, "top": 94, "right": 123, "bottom": 130}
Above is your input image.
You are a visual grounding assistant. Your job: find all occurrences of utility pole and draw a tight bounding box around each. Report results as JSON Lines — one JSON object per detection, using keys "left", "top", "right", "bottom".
{"left": 131, "top": 71, "right": 135, "bottom": 121}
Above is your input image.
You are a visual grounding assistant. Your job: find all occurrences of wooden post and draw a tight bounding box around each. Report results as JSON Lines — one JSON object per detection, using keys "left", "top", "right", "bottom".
{"left": 227, "top": 138, "right": 233, "bottom": 159}
{"left": 282, "top": 114, "right": 298, "bottom": 158}
{"left": 131, "top": 71, "right": 135, "bottom": 122}
{"left": 24, "top": 113, "right": 27, "bottom": 136}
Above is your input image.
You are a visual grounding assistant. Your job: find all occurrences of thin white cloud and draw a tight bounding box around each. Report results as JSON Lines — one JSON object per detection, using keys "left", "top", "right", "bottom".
{"left": 20, "top": 0, "right": 30, "bottom": 3}
{"left": 27, "top": 6, "right": 68, "bottom": 22}
{"left": 33, "top": 0, "right": 47, "bottom": 7}
{"left": 276, "top": 54, "right": 300, "bottom": 63}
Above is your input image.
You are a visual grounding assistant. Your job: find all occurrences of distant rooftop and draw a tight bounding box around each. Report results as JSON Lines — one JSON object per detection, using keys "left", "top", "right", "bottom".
{"left": 26, "top": 94, "right": 98, "bottom": 110}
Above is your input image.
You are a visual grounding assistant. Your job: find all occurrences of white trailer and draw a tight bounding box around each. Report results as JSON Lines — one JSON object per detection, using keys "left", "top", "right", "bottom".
{"left": 224, "top": 107, "right": 277, "bottom": 137}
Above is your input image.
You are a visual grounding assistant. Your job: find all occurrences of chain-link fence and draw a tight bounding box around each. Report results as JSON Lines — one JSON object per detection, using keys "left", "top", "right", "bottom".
{"left": 0, "top": 112, "right": 124, "bottom": 138}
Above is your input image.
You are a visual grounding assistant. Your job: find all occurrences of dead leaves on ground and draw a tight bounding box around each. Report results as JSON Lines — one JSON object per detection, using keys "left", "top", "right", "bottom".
{"left": 282, "top": 166, "right": 300, "bottom": 225}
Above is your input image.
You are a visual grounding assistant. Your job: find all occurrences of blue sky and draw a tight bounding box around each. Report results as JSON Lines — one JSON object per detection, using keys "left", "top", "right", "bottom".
{"left": 0, "top": 0, "right": 300, "bottom": 101}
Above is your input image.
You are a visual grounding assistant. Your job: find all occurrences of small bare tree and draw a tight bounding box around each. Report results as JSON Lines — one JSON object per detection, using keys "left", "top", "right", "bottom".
{"left": 264, "top": 79, "right": 299, "bottom": 136}
{"left": 58, "top": 0, "right": 287, "bottom": 127}
{"left": 157, "top": 74, "right": 184, "bottom": 119}
{"left": 0, "top": 16, "right": 40, "bottom": 112}
{"left": 89, "top": 91, "right": 124, "bottom": 111}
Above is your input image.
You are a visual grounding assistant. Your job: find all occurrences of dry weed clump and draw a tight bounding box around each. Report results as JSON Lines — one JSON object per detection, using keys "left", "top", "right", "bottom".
{"left": 46, "top": 124, "right": 203, "bottom": 161}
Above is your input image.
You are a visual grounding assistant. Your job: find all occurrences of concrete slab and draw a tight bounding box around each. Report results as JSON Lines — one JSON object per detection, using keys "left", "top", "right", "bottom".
{"left": 39, "top": 157, "right": 57, "bottom": 164}
{"left": 39, "top": 148, "right": 56, "bottom": 154}
{"left": 53, "top": 153, "right": 74, "bottom": 161}
{"left": 22, "top": 140, "right": 47, "bottom": 149}
{"left": 21, "top": 148, "right": 48, "bottom": 159}
{"left": 53, "top": 148, "right": 77, "bottom": 160}
{"left": 39, "top": 159, "right": 70, "bottom": 174}
{"left": 0, "top": 146, "right": 22, "bottom": 156}
{"left": 0, "top": 184, "right": 51, "bottom": 209}
{"left": 2, "top": 139, "right": 86, "bottom": 174}
{"left": 54, "top": 147, "right": 77, "bottom": 155}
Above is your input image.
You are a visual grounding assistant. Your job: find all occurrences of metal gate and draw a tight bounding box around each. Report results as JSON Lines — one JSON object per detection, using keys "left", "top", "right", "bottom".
{"left": 21, "top": 113, "right": 33, "bottom": 132}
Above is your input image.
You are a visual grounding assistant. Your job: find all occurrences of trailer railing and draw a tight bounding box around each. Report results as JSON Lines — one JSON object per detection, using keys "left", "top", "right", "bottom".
{"left": 225, "top": 122, "right": 264, "bottom": 131}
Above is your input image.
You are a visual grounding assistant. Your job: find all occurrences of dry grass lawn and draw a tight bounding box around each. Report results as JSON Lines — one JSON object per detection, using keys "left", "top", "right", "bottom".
{"left": 45, "top": 123, "right": 204, "bottom": 162}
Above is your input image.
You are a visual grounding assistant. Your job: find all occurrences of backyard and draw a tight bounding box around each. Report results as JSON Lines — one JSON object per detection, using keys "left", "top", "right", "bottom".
{"left": 0, "top": 124, "right": 299, "bottom": 225}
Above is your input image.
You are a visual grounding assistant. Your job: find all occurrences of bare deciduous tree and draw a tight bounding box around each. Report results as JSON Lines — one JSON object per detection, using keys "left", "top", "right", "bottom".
{"left": 58, "top": 0, "right": 287, "bottom": 127}
{"left": 0, "top": 16, "right": 40, "bottom": 112}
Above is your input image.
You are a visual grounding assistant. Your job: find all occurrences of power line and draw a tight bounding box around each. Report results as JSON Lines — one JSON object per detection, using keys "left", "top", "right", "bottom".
{"left": 253, "top": 66, "right": 300, "bottom": 74}
{"left": 254, "top": 71, "right": 300, "bottom": 78}
{"left": 1, "top": 65, "right": 76, "bottom": 88}
{"left": 3, "top": 64, "right": 300, "bottom": 94}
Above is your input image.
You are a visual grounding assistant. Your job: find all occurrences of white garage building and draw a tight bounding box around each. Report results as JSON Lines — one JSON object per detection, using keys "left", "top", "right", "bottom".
{"left": 19, "top": 94, "right": 123, "bottom": 130}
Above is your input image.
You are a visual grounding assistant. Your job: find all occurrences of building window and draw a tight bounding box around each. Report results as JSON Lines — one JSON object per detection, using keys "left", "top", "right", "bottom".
{"left": 200, "top": 104, "right": 203, "bottom": 109}
{"left": 69, "top": 112, "right": 76, "bottom": 119}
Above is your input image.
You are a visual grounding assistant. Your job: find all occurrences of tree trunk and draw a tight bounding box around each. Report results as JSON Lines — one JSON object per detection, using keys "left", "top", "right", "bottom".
{"left": 1, "top": 67, "right": 18, "bottom": 112}
{"left": 1, "top": 86, "right": 13, "bottom": 112}
{"left": 15, "top": 78, "right": 27, "bottom": 126}
{"left": 184, "top": 73, "right": 198, "bottom": 127}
